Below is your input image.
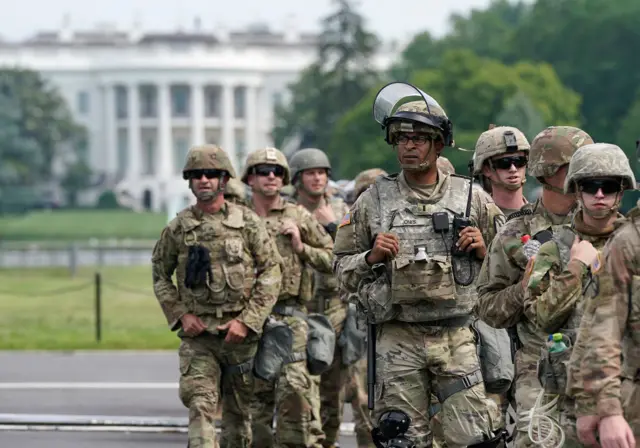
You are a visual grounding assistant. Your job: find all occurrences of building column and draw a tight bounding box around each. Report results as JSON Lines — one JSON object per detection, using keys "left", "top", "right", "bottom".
{"left": 190, "top": 82, "right": 205, "bottom": 147}
{"left": 221, "top": 81, "right": 237, "bottom": 171}
{"left": 157, "top": 83, "right": 173, "bottom": 178}
{"left": 245, "top": 84, "right": 258, "bottom": 152}
{"left": 103, "top": 83, "right": 117, "bottom": 177}
{"left": 127, "top": 83, "right": 141, "bottom": 179}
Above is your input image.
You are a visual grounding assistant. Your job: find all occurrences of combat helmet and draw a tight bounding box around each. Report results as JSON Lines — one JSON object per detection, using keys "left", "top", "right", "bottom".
{"left": 241, "top": 147, "right": 291, "bottom": 185}
{"left": 473, "top": 126, "right": 530, "bottom": 176}
{"left": 288, "top": 148, "right": 332, "bottom": 183}
{"left": 182, "top": 144, "right": 236, "bottom": 179}
{"left": 528, "top": 126, "right": 593, "bottom": 179}
{"left": 564, "top": 143, "right": 635, "bottom": 194}
{"left": 373, "top": 82, "right": 454, "bottom": 147}
{"left": 354, "top": 168, "right": 388, "bottom": 199}
{"left": 224, "top": 178, "right": 247, "bottom": 202}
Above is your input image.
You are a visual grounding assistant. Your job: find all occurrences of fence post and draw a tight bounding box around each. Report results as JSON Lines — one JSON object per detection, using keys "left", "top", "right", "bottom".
{"left": 95, "top": 272, "right": 102, "bottom": 343}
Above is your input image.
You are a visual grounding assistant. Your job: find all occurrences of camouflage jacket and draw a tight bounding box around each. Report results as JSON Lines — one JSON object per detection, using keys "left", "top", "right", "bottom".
{"left": 152, "top": 202, "right": 281, "bottom": 334}
{"left": 474, "top": 184, "right": 506, "bottom": 244}
{"left": 568, "top": 206, "right": 640, "bottom": 419}
{"left": 475, "top": 199, "right": 574, "bottom": 350}
{"left": 247, "top": 197, "right": 334, "bottom": 303}
{"left": 333, "top": 170, "right": 498, "bottom": 323}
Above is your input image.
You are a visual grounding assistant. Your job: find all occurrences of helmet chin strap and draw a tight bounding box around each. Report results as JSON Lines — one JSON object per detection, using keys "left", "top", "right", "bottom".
{"left": 190, "top": 175, "right": 227, "bottom": 202}
{"left": 578, "top": 192, "right": 622, "bottom": 220}
{"left": 397, "top": 142, "right": 435, "bottom": 172}
{"left": 488, "top": 163, "right": 526, "bottom": 191}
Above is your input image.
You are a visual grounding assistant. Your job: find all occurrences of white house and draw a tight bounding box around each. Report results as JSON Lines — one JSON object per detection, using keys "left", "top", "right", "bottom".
{"left": 0, "top": 19, "right": 397, "bottom": 211}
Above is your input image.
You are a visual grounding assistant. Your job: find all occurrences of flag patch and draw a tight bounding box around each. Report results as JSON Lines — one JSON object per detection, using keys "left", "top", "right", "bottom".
{"left": 338, "top": 212, "right": 351, "bottom": 228}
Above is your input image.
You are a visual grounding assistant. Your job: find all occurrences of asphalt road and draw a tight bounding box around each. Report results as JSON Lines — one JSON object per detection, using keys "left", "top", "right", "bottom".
{"left": 0, "top": 351, "right": 359, "bottom": 448}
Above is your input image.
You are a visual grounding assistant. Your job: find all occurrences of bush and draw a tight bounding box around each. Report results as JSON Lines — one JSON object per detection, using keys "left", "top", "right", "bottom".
{"left": 96, "top": 190, "right": 121, "bottom": 210}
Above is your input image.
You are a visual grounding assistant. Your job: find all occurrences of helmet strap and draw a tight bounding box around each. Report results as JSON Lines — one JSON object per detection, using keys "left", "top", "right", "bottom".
{"left": 487, "top": 163, "right": 526, "bottom": 191}
{"left": 395, "top": 138, "right": 436, "bottom": 172}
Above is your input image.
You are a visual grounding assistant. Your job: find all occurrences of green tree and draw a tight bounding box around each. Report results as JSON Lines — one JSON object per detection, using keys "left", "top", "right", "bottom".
{"left": 495, "top": 91, "right": 545, "bottom": 141}
{"left": 0, "top": 68, "right": 87, "bottom": 212}
{"left": 331, "top": 50, "right": 581, "bottom": 177}
{"left": 272, "top": 0, "right": 380, "bottom": 163}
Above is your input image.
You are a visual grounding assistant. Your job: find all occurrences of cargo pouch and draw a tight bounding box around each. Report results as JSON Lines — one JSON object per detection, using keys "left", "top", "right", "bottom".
{"left": 472, "top": 319, "right": 514, "bottom": 394}
{"left": 253, "top": 317, "right": 293, "bottom": 382}
{"left": 272, "top": 305, "right": 337, "bottom": 376}
{"left": 391, "top": 254, "right": 456, "bottom": 306}
{"left": 338, "top": 303, "right": 367, "bottom": 367}
{"left": 537, "top": 339, "right": 572, "bottom": 395}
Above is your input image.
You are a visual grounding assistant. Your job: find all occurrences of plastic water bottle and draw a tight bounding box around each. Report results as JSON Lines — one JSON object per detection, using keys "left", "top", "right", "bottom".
{"left": 521, "top": 234, "right": 542, "bottom": 260}
{"left": 548, "top": 333, "right": 568, "bottom": 353}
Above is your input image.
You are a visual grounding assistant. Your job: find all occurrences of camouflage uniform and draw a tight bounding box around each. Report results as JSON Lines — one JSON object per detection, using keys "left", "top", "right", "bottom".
{"left": 152, "top": 145, "right": 282, "bottom": 448}
{"left": 224, "top": 178, "right": 248, "bottom": 205}
{"left": 289, "top": 148, "right": 350, "bottom": 447}
{"left": 242, "top": 147, "right": 330, "bottom": 448}
{"left": 334, "top": 85, "right": 502, "bottom": 448}
{"left": 474, "top": 127, "right": 594, "bottom": 448}
{"left": 564, "top": 144, "right": 639, "bottom": 439}
{"left": 437, "top": 157, "right": 455, "bottom": 175}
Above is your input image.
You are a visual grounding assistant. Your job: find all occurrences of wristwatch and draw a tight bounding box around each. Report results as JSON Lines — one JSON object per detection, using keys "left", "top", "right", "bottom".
{"left": 324, "top": 222, "right": 338, "bottom": 238}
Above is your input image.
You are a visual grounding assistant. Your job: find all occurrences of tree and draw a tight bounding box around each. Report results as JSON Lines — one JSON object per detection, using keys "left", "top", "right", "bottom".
{"left": 496, "top": 92, "right": 545, "bottom": 141}
{"left": 272, "top": 0, "right": 380, "bottom": 164}
{"left": 0, "top": 68, "right": 87, "bottom": 212}
{"left": 331, "top": 50, "right": 582, "bottom": 178}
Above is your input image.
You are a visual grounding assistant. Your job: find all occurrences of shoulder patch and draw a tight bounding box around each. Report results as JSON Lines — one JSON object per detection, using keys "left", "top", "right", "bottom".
{"left": 338, "top": 211, "right": 351, "bottom": 228}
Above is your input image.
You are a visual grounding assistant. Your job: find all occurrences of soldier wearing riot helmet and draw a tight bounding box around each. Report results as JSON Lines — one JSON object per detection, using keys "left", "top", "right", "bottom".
{"left": 151, "top": 144, "right": 282, "bottom": 448}
{"left": 473, "top": 125, "right": 530, "bottom": 216}
{"left": 475, "top": 126, "right": 594, "bottom": 448}
{"left": 333, "top": 82, "right": 503, "bottom": 448}
{"left": 242, "top": 147, "right": 332, "bottom": 448}
{"left": 288, "top": 147, "right": 351, "bottom": 447}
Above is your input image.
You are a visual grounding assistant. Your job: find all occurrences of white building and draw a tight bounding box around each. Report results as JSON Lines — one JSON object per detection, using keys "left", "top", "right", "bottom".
{"left": 0, "top": 20, "right": 397, "bottom": 212}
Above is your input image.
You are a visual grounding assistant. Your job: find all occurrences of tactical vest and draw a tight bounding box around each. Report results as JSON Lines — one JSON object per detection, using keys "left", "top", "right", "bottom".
{"left": 371, "top": 174, "right": 482, "bottom": 323}
{"left": 175, "top": 205, "right": 251, "bottom": 316}
{"left": 262, "top": 203, "right": 305, "bottom": 301}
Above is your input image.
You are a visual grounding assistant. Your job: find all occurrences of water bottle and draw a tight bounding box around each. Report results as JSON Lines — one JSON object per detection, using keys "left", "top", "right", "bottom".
{"left": 521, "top": 234, "right": 542, "bottom": 260}
{"left": 548, "top": 333, "right": 568, "bottom": 353}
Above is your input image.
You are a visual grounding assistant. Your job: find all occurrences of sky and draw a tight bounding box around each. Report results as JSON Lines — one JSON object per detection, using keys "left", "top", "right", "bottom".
{"left": 1, "top": 0, "right": 494, "bottom": 43}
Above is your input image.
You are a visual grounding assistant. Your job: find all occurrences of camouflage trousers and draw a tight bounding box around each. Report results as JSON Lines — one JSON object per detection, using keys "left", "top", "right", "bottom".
{"left": 374, "top": 321, "right": 502, "bottom": 448}
{"left": 178, "top": 331, "right": 257, "bottom": 448}
{"left": 344, "top": 357, "right": 375, "bottom": 448}
{"left": 513, "top": 349, "right": 579, "bottom": 448}
{"left": 250, "top": 314, "right": 325, "bottom": 448}
{"left": 319, "top": 303, "right": 350, "bottom": 447}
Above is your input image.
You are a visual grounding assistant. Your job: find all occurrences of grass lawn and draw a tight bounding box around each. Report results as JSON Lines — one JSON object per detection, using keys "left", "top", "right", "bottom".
{"left": 0, "top": 266, "right": 180, "bottom": 350}
{"left": 0, "top": 210, "right": 168, "bottom": 241}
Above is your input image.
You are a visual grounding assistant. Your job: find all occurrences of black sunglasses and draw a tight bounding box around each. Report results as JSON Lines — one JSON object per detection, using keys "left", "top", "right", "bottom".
{"left": 491, "top": 156, "right": 528, "bottom": 170}
{"left": 253, "top": 164, "right": 285, "bottom": 177}
{"left": 579, "top": 179, "right": 622, "bottom": 195}
{"left": 183, "top": 169, "right": 225, "bottom": 180}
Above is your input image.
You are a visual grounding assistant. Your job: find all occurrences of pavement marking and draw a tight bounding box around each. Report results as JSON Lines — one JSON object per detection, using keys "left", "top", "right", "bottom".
{"left": 0, "top": 382, "right": 178, "bottom": 390}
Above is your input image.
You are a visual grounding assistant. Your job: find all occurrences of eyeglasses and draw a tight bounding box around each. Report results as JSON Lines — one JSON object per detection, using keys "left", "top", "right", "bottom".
{"left": 396, "top": 134, "right": 430, "bottom": 145}
{"left": 491, "top": 156, "right": 528, "bottom": 170}
{"left": 183, "top": 169, "right": 225, "bottom": 180}
{"left": 253, "top": 164, "right": 285, "bottom": 177}
{"left": 579, "top": 179, "right": 622, "bottom": 195}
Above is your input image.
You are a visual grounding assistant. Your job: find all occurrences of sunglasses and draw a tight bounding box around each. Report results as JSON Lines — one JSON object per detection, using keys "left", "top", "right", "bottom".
{"left": 183, "top": 169, "right": 225, "bottom": 180}
{"left": 253, "top": 164, "right": 285, "bottom": 177}
{"left": 491, "top": 156, "right": 528, "bottom": 170}
{"left": 579, "top": 179, "right": 622, "bottom": 195}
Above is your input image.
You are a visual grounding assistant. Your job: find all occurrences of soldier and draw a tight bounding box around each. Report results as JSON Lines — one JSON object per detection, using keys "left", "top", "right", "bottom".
{"left": 288, "top": 147, "right": 351, "bottom": 448}
{"left": 474, "top": 126, "right": 594, "bottom": 448}
{"left": 473, "top": 125, "right": 530, "bottom": 216}
{"left": 151, "top": 144, "right": 282, "bottom": 448}
{"left": 522, "top": 143, "right": 634, "bottom": 446}
{"left": 437, "top": 156, "right": 455, "bottom": 175}
{"left": 242, "top": 147, "right": 332, "bottom": 448}
{"left": 566, "top": 147, "right": 639, "bottom": 448}
{"left": 333, "top": 82, "right": 502, "bottom": 448}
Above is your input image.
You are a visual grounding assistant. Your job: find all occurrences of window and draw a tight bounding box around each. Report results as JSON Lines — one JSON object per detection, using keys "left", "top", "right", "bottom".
{"left": 143, "top": 138, "right": 155, "bottom": 175}
{"left": 234, "top": 86, "right": 246, "bottom": 119}
{"left": 117, "top": 130, "right": 128, "bottom": 177}
{"left": 236, "top": 137, "right": 246, "bottom": 163}
{"left": 174, "top": 137, "right": 190, "bottom": 174}
{"left": 272, "top": 91, "right": 283, "bottom": 108}
{"left": 172, "top": 85, "right": 190, "bottom": 118}
{"left": 205, "top": 86, "right": 221, "bottom": 118}
{"left": 115, "top": 86, "right": 127, "bottom": 119}
{"left": 140, "top": 85, "right": 157, "bottom": 118}
{"left": 77, "top": 91, "right": 90, "bottom": 114}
